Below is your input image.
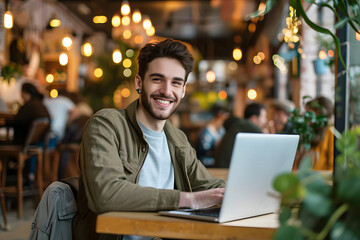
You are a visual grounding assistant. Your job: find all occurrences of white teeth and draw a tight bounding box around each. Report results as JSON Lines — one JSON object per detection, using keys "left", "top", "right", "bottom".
{"left": 156, "top": 99, "right": 170, "bottom": 104}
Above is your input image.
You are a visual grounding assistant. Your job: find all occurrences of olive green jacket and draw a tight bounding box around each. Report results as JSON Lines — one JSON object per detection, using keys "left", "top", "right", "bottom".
{"left": 73, "top": 100, "right": 226, "bottom": 240}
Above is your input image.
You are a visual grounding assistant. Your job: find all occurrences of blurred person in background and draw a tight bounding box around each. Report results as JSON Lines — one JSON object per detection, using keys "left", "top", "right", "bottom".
{"left": 214, "top": 102, "right": 267, "bottom": 168}
{"left": 266, "top": 99, "right": 295, "bottom": 134}
{"left": 195, "top": 104, "right": 229, "bottom": 167}
{"left": 3, "top": 82, "right": 50, "bottom": 186}
{"left": 305, "top": 96, "right": 334, "bottom": 170}
{"left": 43, "top": 89, "right": 76, "bottom": 145}
{"left": 58, "top": 92, "right": 93, "bottom": 179}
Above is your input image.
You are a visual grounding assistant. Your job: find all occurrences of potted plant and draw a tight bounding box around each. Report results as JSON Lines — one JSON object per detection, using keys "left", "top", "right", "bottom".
{"left": 272, "top": 126, "right": 360, "bottom": 239}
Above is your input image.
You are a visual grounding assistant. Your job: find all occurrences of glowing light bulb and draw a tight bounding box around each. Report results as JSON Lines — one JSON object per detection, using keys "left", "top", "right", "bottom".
{"left": 233, "top": 48, "right": 242, "bottom": 61}
{"left": 4, "top": 11, "right": 13, "bottom": 29}
{"left": 113, "top": 49, "right": 122, "bottom": 63}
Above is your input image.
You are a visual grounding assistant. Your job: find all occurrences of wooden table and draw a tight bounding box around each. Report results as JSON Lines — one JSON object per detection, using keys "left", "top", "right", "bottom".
{"left": 96, "top": 211, "right": 278, "bottom": 239}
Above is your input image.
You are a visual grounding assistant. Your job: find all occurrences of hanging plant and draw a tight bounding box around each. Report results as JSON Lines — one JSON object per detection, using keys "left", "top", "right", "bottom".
{"left": 0, "top": 64, "right": 23, "bottom": 84}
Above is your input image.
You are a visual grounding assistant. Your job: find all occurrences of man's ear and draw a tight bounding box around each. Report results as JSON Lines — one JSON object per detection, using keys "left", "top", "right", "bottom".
{"left": 135, "top": 74, "right": 142, "bottom": 90}
{"left": 181, "top": 83, "right": 186, "bottom": 99}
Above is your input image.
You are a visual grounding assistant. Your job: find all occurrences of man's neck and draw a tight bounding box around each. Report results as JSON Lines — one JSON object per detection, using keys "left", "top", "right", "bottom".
{"left": 136, "top": 104, "right": 166, "bottom": 132}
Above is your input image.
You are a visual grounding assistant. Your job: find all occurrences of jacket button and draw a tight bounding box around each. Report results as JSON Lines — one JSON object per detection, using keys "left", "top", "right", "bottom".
{"left": 142, "top": 147, "right": 146, "bottom": 153}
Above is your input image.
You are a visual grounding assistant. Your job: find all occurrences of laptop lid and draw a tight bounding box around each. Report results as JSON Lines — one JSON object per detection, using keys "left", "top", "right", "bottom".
{"left": 160, "top": 133, "right": 299, "bottom": 223}
{"left": 218, "top": 133, "right": 299, "bottom": 222}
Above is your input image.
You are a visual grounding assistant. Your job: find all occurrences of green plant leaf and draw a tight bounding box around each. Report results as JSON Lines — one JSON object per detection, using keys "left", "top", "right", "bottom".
{"left": 248, "top": 0, "right": 280, "bottom": 18}
{"left": 279, "top": 207, "right": 292, "bottom": 224}
{"left": 330, "top": 220, "right": 360, "bottom": 240}
{"left": 337, "top": 173, "right": 360, "bottom": 204}
{"left": 273, "top": 173, "right": 305, "bottom": 200}
{"left": 274, "top": 225, "right": 303, "bottom": 240}
{"left": 304, "top": 192, "right": 333, "bottom": 217}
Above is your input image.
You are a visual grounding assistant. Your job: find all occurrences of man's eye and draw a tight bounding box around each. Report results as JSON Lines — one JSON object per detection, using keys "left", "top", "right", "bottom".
{"left": 173, "top": 81, "right": 182, "bottom": 86}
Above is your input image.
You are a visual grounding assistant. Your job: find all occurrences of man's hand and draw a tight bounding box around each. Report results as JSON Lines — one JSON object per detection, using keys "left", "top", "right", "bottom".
{"left": 179, "top": 188, "right": 225, "bottom": 209}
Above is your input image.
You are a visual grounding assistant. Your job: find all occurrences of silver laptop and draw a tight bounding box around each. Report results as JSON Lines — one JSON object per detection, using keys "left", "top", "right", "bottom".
{"left": 159, "top": 133, "right": 299, "bottom": 223}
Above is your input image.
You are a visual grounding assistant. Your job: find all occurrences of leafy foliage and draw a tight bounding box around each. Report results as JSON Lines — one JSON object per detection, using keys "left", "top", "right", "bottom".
{"left": 286, "top": 96, "right": 328, "bottom": 151}
{"left": 273, "top": 126, "right": 360, "bottom": 240}
{"left": 0, "top": 64, "right": 23, "bottom": 83}
{"left": 252, "top": 0, "right": 360, "bottom": 69}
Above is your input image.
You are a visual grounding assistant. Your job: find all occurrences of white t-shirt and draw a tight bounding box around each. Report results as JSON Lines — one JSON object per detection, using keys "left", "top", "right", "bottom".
{"left": 123, "top": 121, "right": 174, "bottom": 240}
{"left": 43, "top": 96, "right": 75, "bottom": 140}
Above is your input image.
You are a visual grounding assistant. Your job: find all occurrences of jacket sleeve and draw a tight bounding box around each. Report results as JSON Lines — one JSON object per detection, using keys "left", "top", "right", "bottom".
{"left": 186, "top": 142, "right": 226, "bottom": 192}
{"left": 80, "top": 114, "right": 180, "bottom": 214}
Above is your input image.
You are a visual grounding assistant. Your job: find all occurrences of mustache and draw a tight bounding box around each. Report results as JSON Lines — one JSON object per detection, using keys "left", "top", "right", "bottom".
{"left": 150, "top": 93, "right": 176, "bottom": 102}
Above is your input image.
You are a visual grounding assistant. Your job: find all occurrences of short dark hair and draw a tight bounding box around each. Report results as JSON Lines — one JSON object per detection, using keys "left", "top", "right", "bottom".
{"left": 244, "top": 102, "right": 266, "bottom": 119}
{"left": 22, "top": 82, "right": 43, "bottom": 100}
{"left": 306, "top": 96, "right": 334, "bottom": 119}
{"left": 137, "top": 39, "right": 194, "bottom": 82}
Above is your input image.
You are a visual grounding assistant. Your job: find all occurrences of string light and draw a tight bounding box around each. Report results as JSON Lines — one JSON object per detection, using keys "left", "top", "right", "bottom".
{"left": 282, "top": 6, "right": 301, "bottom": 45}
{"left": 4, "top": 11, "right": 13, "bottom": 29}
{"left": 233, "top": 48, "right": 242, "bottom": 61}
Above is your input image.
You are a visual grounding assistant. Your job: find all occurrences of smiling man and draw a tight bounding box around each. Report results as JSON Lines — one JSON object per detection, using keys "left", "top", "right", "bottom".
{"left": 73, "top": 39, "right": 226, "bottom": 240}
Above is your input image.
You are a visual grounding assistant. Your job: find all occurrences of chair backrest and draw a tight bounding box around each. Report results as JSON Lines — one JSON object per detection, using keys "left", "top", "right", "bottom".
{"left": 23, "top": 118, "right": 50, "bottom": 153}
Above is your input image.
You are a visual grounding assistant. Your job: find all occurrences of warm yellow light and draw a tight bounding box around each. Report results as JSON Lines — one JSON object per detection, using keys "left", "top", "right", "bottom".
{"left": 356, "top": 31, "right": 360, "bottom": 41}
{"left": 123, "top": 30, "right": 132, "bottom": 39}
{"left": 327, "top": 49, "right": 334, "bottom": 58}
{"left": 298, "top": 48, "right": 303, "bottom": 54}
{"left": 121, "top": 88, "right": 131, "bottom": 98}
{"left": 50, "top": 19, "right": 61, "bottom": 27}
{"left": 122, "top": 16, "right": 131, "bottom": 26}
{"left": 143, "top": 18, "right": 152, "bottom": 30}
{"left": 233, "top": 48, "right": 242, "bottom": 61}
{"left": 206, "top": 71, "right": 216, "bottom": 83}
{"left": 319, "top": 50, "right": 327, "bottom": 60}
{"left": 94, "top": 68, "right": 103, "bottom": 78}
{"left": 50, "top": 89, "right": 58, "bottom": 98}
{"left": 134, "top": 35, "right": 144, "bottom": 44}
{"left": 132, "top": 10, "right": 142, "bottom": 23}
{"left": 146, "top": 26, "right": 155, "bottom": 36}
{"left": 126, "top": 49, "right": 134, "bottom": 57}
{"left": 257, "top": 52, "right": 265, "bottom": 60}
{"left": 81, "top": 42, "right": 93, "bottom": 57}
{"left": 247, "top": 89, "right": 257, "bottom": 100}
{"left": 123, "top": 59, "right": 132, "bottom": 68}
{"left": 121, "top": 1, "right": 131, "bottom": 15}
{"left": 218, "top": 90, "right": 228, "bottom": 100}
{"left": 123, "top": 69, "right": 132, "bottom": 77}
{"left": 93, "top": 16, "right": 107, "bottom": 24}
{"left": 46, "top": 74, "right": 54, "bottom": 83}
{"left": 112, "top": 14, "right": 121, "bottom": 27}
{"left": 253, "top": 55, "right": 261, "bottom": 64}
{"left": 248, "top": 23, "right": 256, "bottom": 33}
{"left": 59, "top": 53, "right": 68, "bottom": 66}
{"left": 113, "top": 49, "right": 122, "bottom": 63}
{"left": 4, "top": 11, "right": 13, "bottom": 29}
{"left": 62, "top": 37, "right": 72, "bottom": 48}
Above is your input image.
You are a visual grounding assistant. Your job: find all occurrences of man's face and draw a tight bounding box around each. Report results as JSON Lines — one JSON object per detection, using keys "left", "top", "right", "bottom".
{"left": 137, "top": 57, "right": 186, "bottom": 120}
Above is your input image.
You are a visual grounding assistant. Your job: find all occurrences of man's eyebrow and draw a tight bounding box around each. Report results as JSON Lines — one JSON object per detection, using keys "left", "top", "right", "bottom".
{"left": 149, "top": 73, "right": 184, "bottom": 82}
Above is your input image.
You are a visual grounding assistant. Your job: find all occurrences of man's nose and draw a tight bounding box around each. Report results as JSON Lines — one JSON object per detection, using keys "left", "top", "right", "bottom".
{"left": 159, "top": 81, "right": 171, "bottom": 95}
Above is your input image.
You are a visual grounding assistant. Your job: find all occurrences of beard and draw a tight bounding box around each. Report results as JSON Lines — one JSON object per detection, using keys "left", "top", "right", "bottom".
{"left": 140, "top": 87, "right": 181, "bottom": 120}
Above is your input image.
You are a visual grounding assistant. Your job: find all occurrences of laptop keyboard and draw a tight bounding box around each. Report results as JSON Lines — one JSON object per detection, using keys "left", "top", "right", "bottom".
{"left": 187, "top": 207, "right": 220, "bottom": 217}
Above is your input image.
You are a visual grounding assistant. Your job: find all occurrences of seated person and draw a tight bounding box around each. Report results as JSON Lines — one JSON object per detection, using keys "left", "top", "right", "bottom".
{"left": 3, "top": 82, "right": 50, "bottom": 186}
{"left": 72, "top": 39, "right": 226, "bottom": 240}
{"left": 305, "top": 96, "right": 334, "bottom": 170}
{"left": 267, "top": 99, "right": 295, "bottom": 134}
{"left": 195, "top": 104, "right": 229, "bottom": 167}
{"left": 214, "top": 102, "right": 267, "bottom": 168}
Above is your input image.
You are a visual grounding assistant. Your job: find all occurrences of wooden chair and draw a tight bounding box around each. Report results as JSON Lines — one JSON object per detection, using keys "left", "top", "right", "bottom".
{"left": 0, "top": 118, "right": 50, "bottom": 218}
